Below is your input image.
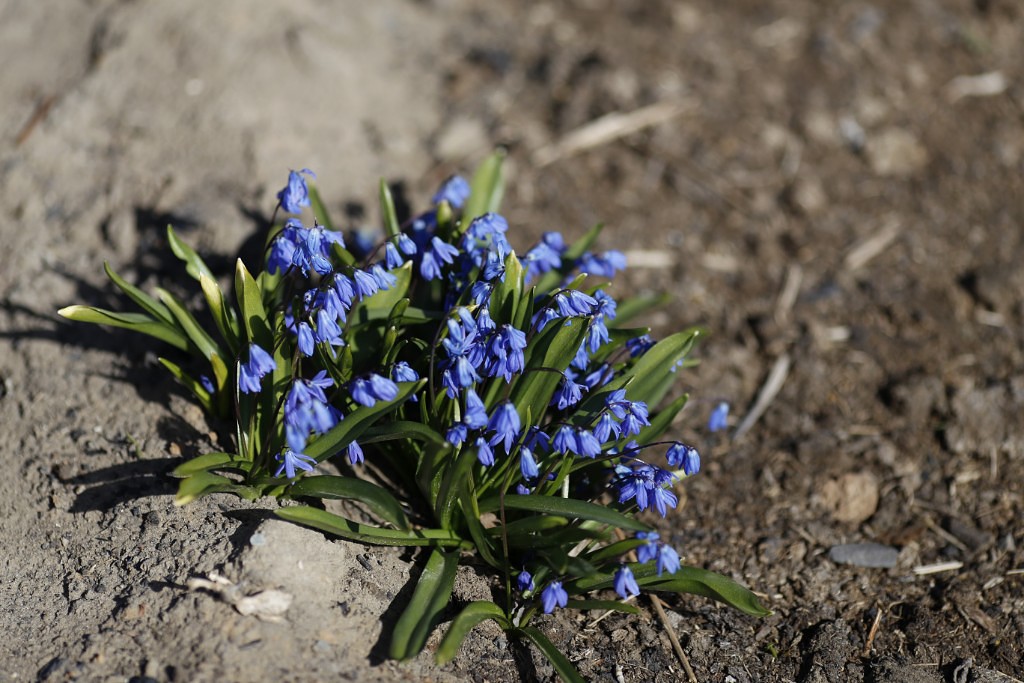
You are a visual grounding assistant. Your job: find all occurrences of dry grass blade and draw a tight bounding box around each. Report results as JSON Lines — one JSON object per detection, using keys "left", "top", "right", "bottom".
{"left": 844, "top": 218, "right": 901, "bottom": 271}
{"left": 734, "top": 354, "right": 791, "bottom": 441}
{"left": 533, "top": 101, "right": 693, "bottom": 167}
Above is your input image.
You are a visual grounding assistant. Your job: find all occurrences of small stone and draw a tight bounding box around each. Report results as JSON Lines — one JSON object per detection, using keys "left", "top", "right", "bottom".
{"left": 865, "top": 128, "right": 929, "bottom": 177}
{"left": 828, "top": 543, "right": 898, "bottom": 568}
{"left": 249, "top": 532, "right": 267, "bottom": 547}
{"left": 820, "top": 472, "right": 879, "bottom": 524}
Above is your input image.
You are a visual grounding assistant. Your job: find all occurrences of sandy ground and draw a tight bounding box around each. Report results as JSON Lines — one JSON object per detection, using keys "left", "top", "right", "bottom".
{"left": 2, "top": 1, "right": 1023, "bottom": 681}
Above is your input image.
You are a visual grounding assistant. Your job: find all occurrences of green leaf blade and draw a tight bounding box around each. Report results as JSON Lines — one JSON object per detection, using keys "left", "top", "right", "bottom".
{"left": 286, "top": 475, "right": 409, "bottom": 530}
{"left": 57, "top": 306, "right": 190, "bottom": 351}
{"left": 478, "top": 495, "right": 649, "bottom": 533}
{"left": 390, "top": 549, "right": 460, "bottom": 660}
{"left": 436, "top": 602, "right": 509, "bottom": 665}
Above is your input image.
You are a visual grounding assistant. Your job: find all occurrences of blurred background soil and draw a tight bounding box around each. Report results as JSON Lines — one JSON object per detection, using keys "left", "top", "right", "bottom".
{"left": 0, "top": 1, "right": 1021, "bottom": 681}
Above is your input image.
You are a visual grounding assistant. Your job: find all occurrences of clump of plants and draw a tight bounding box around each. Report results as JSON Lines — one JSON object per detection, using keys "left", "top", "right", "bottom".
{"left": 60, "top": 154, "right": 767, "bottom": 680}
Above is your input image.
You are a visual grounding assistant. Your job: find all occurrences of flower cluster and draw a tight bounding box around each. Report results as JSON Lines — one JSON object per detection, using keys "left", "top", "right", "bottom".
{"left": 62, "top": 156, "right": 768, "bottom": 677}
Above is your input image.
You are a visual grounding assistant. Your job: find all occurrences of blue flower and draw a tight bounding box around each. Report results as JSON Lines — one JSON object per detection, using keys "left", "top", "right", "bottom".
{"left": 635, "top": 531, "right": 659, "bottom": 564}
{"left": 445, "top": 422, "right": 468, "bottom": 447}
{"left": 369, "top": 264, "right": 398, "bottom": 290}
{"left": 384, "top": 243, "right": 404, "bottom": 270}
{"left": 314, "top": 309, "right": 343, "bottom": 346}
{"left": 464, "top": 389, "right": 489, "bottom": 430}
{"left": 524, "top": 426, "right": 551, "bottom": 454}
{"left": 583, "top": 363, "right": 613, "bottom": 389}
{"left": 667, "top": 443, "right": 700, "bottom": 476}
{"left": 553, "top": 289, "right": 598, "bottom": 317}
{"left": 391, "top": 361, "right": 419, "bottom": 384}
{"left": 296, "top": 321, "right": 315, "bottom": 357}
{"left": 283, "top": 371, "right": 340, "bottom": 451}
{"left": 487, "top": 401, "right": 521, "bottom": 454}
{"left": 432, "top": 175, "right": 471, "bottom": 209}
{"left": 420, "top": 236, "right": 459, "bottom": 280}
{"left": 578, "top": 250, "right": 627, "bottom": 278}
{"left": 199, "top": 375, "right": 215, "bottom": 394}
{"left": 553, "top": 374, "right": 586, "bottom": 410}
{"left": 593, "top": 412, "right": 620, "bottom": 443}
{"left": 268, "top": 220, "right": 301, "bottom": 274}
{"left": 487, "top": 324, "right": 527, "bottom": 382}
{"left": 656, "top": 544, "right": 681, "bottom": 576}
{"left": 464, "top": 213, "right": 512, "bottom": 261}
{"left": 626, "top": 334, "right": 655, "bottom": 357}
{"left": 352, "top": 269, "right": 379, "bottom": 298}
{"left": 523, "top": 232, "right": 566, "bottom": 282}
{"left": 541, "top": 581, "right": 568, "bottom": 614}
{"left": 331, "top": 274, "right": 356, "bottom": 309}
{"left": 350, "top": 374, "right": 399, "bottom": 407}
{"left": 238, "top": 343, "right": 276, "bottom": 394}
{"left": 614, "top": 565, "right": 640, "bottom": 599}
{"left": 708, "top": 401, "right": 730, "bottom": 432}
{"left": 397, "top": 233, "right": 417, "bottom": 255}
{"left": 475, "top": 437, "right": 495, "bottom": 466}
{"left": 347, "top": 440, "right": 364, "bottom": 465}
{"left": 574, "top": 429, "right": 602, "bottom": 458}
{"left": 517, "top": 569, "right": 535, "bottom": 593}
{"left": 277, "top": 168, "right": 315, "bottom": 214}
{"left": 552, "top": 425, "right": 577, "bottom": 455}
{"left": 520, "top": 447, "right": 539, "bottom": 480}
{"left": 615, "top": 463, "right": 679, "bottom": 517}
{"left": 274, "top": 448, "right": 318, "bottom": 479}
{"left": 291, "top": 223, "right": 343, "bottom": 276}
{"left": 442, "top": 359, "right": 481, "bottom": 399}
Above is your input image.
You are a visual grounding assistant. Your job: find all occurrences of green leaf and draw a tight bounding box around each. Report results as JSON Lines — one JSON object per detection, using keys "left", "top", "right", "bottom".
{"left": 57, "top": 306, "right": 190, "bottom": 351}
{"left": 515, "top": 627, "right": 586, "bottom": 683}
{"left": 572, "top": 564, "right": 771, "bottom": 617}
{"left": 565, "top": 599, "right": 641, "bottom": 615}
{"left": 435, "top": 602, "right": 510, "bottom": 665}
{"left": 286, "top": 475, "right": 409, "bottom": 530}
{"left": 583, "top": 538, "right": 645, "bottom": 565}
{"left": 611, "top": 292, "right": 672, "bottom": 327}
{"left": 234, "top": 259, "right": 272, "bottom": 347}
{"left": 508, "top": 317, "right": 589, "bottom": 425}
{"left": 102, "top": 262, "right": 174, "bottom": 325}
{"left": 478, "top": 495, "right": 649, "bottom": 532}
{"left": 379, "top": 179, "right": 401, "bottom": 239}
{"left": 199, "top": 273, "right": 241, "bottom": 355}
{"left": 307, "top": 183, "right": 335, "bottom": 231}
{"left": 487, "top": 515, "right": 569, "bottom": 537}
{"left": 166, "top": 225, "right": 215, "bottom": 282}
{"left": 358, "top": 420, "right": 443, "bottom": 446}
{"left": 582, "top": 327, "right": 701, "bottom": 415}
{"left": 156, "top": 287, "right": 225, "bottom": 362}
{"left": 641, "top": 567, "right": 771, "bottom": 617}
{"left": 275, "top": 505, "right": 464, "bottom": 547}
{"left": 634, "top": 393, "right": 689, "bottom": 444}
{"left": 158, "top": 357, "right": 214, "bottom": 413}
{"left": 456, "top": 482, "right": 501, "bottom": 567}
{"left": 174, "top": 470, "right": 240, "bottom": 506}
{"left": 390, "top": 549, "right": 460, "bottom": 661}
{"left": 303, "top": 380, "right": 424, "bottom": 462}
{"left": 171, "top": 452, "right": 250, "bottom": 477}
{"left": 460, "top": 151, "right": 505, "bottom": 230}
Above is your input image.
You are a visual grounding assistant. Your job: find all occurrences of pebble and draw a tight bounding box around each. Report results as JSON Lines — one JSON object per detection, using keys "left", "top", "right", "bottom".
{"left": 828, "top": 543, "right": 898, "bottom": 568}
{"left": 249, "top": 532, "right": 267, "bottom": 547}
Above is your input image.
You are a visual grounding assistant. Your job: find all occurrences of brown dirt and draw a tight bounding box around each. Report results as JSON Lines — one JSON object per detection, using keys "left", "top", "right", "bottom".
{"left": 2, "top": 0, "right": 1022, "bottom": 681}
